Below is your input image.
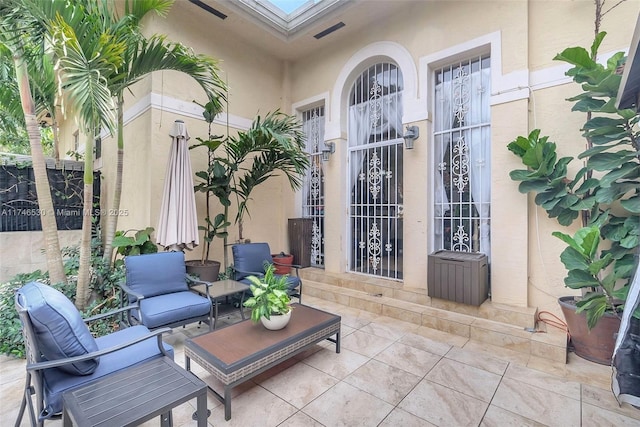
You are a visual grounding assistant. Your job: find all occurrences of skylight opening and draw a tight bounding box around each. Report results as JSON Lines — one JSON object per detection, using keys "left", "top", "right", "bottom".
{"left": 266, "top": 0, "right": 314, "bottom": 15}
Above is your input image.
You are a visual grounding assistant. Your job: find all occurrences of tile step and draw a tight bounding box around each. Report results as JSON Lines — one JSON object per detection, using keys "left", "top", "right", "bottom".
{"left": 300, "top": 269, "right": 567, "bottom": 364}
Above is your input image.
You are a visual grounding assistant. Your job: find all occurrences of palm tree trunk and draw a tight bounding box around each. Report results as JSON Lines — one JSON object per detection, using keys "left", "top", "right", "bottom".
{"left": 14, "top": 50, "right": 67, "bottom": 285}
{"left": 76, "top": 133, "right": 94, "bottom": 309}
{"left": 102, "top": 96, "right": 124, "bottom": 266}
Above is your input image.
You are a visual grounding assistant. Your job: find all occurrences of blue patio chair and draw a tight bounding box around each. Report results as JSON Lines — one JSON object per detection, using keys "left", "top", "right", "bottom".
{"left": 119, "top": 251, "right": 214, "bottom": 331}
{"left": 14, "top": 281, "right": 173, "bottom": 427}
{"left": 232, "top": 242, "right": 302, "bottom": 303}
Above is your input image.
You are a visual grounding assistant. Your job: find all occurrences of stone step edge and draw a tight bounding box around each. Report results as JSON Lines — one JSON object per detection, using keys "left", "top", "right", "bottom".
{"left": 300, "top": 268, "right": 537, "bottom": 329}
{"left": 303, "top": 279, "right": 567, "bottom": 363}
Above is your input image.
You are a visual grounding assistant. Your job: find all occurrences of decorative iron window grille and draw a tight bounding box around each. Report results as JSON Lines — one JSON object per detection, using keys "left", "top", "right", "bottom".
{"left": 433, "top": 55, "right": 491, "bottom": 257}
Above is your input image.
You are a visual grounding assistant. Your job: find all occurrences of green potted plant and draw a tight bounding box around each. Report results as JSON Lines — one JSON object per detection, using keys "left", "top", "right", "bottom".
{"left": 191, "top": 106, "right": 310, "bottom": 267}
{"left": 188, "top": 98, "right": 231, "bottom": 281}
{"left": 111, "top": 227, "right": 158, "bottom": 268}
{"left": 242, "top": 264, "right": 292, "bottom": 330}
{"left": 507, "top": 33, "right": 639, "bottom": 364}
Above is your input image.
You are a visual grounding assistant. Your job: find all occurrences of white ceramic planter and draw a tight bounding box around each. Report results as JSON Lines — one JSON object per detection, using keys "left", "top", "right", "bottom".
{"left": 260, "top": 310, "right": 291, "bottom": 330}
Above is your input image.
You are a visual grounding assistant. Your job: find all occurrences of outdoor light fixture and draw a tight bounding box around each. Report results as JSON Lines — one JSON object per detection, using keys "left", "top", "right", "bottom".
{"left": 403, "top": 125, "right": 419, "bottom": 149}
{"left": 321, "top": 142, "right": 335, "bottom": 162}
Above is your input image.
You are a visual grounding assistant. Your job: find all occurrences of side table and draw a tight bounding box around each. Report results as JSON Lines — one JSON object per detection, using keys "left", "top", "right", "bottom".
{"left": 62, "top": 356, "right": 207, "bottom": 427}
{"left": 191, "top": 279, "right": 249, "bottom": 328}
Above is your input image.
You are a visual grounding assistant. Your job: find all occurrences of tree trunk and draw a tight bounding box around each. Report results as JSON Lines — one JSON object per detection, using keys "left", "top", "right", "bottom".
{"left": 14, "top": 50, "right": 67, "bottom": 285}
{"left": 102, "top": 96, "right": 124, "bottom": 266}
{"left": 76, "top": 134, "right": 94, "bottom": 310}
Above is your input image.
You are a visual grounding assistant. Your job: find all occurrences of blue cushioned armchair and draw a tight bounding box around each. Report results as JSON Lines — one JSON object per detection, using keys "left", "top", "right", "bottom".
{"left": 232, "top": 243, "right": 302, "bottom": 303}
{"left": 119, "top": 251, "right": 214, "bottom": 331}
{"left": 15, "top": 282, "right": 173, "bottom": 427}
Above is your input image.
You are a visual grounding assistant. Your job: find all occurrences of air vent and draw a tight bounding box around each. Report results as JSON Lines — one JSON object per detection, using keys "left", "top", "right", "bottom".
{"left": 314, "top": 22, "right": 345, "bottom": 39}
{"left": 189, "top": 0, "right": 227, "bottom": 20}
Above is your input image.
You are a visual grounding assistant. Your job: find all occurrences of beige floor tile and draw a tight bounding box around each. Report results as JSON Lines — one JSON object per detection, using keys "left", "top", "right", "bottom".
{"left": 480, "top": 405, "right": 546, "bottom": 426}
{"left": 302, "top": 346, "right": 369, "bottom": 379}
{"left": 398, "top": 331, "right": 453, "bottom": 356}
{"left": 491, "top": 378, "right": 580, "bottom": 427}
{"left": 278, "top": 411, "right": 325, "bottom": 426}
{"left": 462, "top": 340, "right": 531, "bottom": 366}
{"left": 582, "top": 383, "right": 640, "bottom": 421}
{"left": 378, "top": 408, "right": 437, "bottom": 426}
{"left": 399, "top": 379, "right": 488, "bottom": 426}
{"left": 411, "top": 325, "right": 469, "bottom": 347}
{"left": 445, "top": 346, "right": 509, "bottom": 375}
{"left": 426, "top": 358, "right": 502, "bottom": 402}
{"left": 256, "top": 362, "right": 338, "bottom": 409}
{"left": 206, "top": 385, "right": 296, "bottom": 427}
{"left": 302, "top": 381, "right": 393, "bottom": 426}
{"left": 358, "top": 320, "right": 413, "bottom": 341}
{"left": 582, "top": 402, "right": 640, "bottom": 426}
{"left": 343, "top": 359, "right": 421, "bottom": 405}
{"left": 564, "top": 353, "right": 612, "bottom": 390}
{"left": 340, "top": 330, "right": 395, "bottom": 358}
{"left": 504, "top": 363, "right": 581, "bottom": 399}
{"left": 375, "top": 341, "right": 442, "bottom": 377}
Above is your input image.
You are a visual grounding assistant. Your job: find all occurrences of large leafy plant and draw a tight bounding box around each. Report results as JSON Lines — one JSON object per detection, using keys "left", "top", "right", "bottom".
{"left": 243, "top": 264, "right": 291, "bottom": 322}
{"left": 507, "top": 33, "right": 639, "bottom": 329}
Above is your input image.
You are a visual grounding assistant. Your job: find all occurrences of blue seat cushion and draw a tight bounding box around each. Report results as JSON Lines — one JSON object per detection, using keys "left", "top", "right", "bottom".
{"left": 137, "top": 291, "right": 211, "bottom": 330}
{"left": 41, "top": 325, "right": 173, "bottom": 419}
{"left": 232, "top": 243, "right": 273, "bottom": 280}
{"left": 17, "top": 282, "right": 99, "bottom": 376}
{"left": 125, "top": 252, "right": 188, "bottom": 298}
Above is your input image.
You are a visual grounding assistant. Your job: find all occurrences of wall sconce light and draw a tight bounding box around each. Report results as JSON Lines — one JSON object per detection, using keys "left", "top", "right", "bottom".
{"left": 321, "top": 142, "right": 335, "bottom": 162}
{"left": 403, "top": 125, "right": 419, "bottom": 149}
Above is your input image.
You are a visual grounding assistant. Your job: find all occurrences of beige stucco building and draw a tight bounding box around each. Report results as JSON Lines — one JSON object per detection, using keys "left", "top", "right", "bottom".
{"left": 51, "top": 0, "right": 640, "bottom": 320}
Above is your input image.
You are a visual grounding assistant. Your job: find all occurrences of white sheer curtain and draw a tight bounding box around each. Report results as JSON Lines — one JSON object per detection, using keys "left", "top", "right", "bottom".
{"left": 302, "top": 112, "right": 325, "bottom": 208}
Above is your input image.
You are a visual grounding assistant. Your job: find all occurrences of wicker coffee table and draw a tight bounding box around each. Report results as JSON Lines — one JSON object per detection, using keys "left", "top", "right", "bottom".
{"left": 184, "top": 304, "right": 341, "bottom": 420}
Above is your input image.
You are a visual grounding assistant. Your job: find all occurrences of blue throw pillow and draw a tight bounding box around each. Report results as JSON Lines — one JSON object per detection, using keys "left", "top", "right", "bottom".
{"left": 17, "top": 282, "right": 99, "bottom": 375}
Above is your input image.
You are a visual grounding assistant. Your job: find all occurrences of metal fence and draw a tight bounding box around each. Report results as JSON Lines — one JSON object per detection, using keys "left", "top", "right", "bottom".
{"left": 0, "top": 164, "right": 100, "bottom": 232}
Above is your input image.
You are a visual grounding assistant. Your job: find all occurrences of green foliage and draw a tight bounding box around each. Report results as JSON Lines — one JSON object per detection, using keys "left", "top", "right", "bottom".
{"left": 111, "top": 227, "right": 158, "bottom": 267}
{"left": 242, "top": 264, "right": 291, "bottom": 322}
{"left": 507, "top": 32, "right": 640, "bottom": 329}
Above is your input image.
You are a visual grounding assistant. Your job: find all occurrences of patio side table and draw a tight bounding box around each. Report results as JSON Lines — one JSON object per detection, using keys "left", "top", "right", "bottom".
{"left": 191, "top": 279, "right": 249, "bottom": 328}
{"left": 62, "top": 356, "right": 207, "bottom": 427}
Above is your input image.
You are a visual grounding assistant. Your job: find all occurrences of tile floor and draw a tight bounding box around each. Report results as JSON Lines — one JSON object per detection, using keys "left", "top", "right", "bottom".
{"left": 1, "top": 295, "right": 639, "bottom": 427}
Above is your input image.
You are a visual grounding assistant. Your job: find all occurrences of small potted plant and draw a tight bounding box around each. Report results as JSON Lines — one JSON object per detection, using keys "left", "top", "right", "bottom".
{"left": 243, "top": 264, "right": 292, "bottom": 330}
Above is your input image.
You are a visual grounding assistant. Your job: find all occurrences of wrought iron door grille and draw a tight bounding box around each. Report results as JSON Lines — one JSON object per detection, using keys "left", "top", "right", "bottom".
{"left": 348, "top": 62, "right": 404, "bottom": 280}
{"left": 302, "top": 106, "right": 325, "bottom": 267}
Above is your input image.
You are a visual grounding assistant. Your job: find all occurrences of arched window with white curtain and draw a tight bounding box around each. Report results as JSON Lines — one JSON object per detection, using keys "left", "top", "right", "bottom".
{"left": 433, "top": 55, "right": 491, "bottom": 258}
{"left": 301, "top": 106, "right": 326, "bottom": 267}
{"left": 348, "top": 62, "right": 404, "bottom": 280}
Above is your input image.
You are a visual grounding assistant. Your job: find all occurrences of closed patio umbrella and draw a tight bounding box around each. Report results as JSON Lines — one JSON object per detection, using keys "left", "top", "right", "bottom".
{"left": 156, "top": 120, "right": 199, "bottom": 251}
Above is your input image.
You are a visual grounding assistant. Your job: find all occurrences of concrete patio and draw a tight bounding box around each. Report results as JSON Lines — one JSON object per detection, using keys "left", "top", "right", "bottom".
{"left": 1, "top": 294, "right": 638, "bottom": 427}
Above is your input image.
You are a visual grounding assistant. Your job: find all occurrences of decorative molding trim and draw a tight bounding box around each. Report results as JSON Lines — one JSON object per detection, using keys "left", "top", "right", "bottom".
{"left": 292, "top": 92, "right": 330, "bottom": 117}
{"left": 102, "top": 92, "right": 253, "bottom": 140}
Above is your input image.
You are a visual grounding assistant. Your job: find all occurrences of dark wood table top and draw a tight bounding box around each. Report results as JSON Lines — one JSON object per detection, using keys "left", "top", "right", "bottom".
{"left": 186, "top": 304, "right": 340, "bottom": 374}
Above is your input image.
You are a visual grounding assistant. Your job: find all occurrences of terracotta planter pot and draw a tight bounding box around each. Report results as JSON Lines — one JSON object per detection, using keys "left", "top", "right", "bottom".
{"left": 558, "top": 296, "right": 621, "bottom": 365}
{"left": 185, "top": 260, "right": 221, "bottom": 282}
{"left": 272, "top": 253, "right": 293, "bottom": 275}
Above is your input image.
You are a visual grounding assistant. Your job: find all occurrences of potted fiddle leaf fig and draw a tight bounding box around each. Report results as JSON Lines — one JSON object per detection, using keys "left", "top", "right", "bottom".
{"left": 242, "top": 264, "right": 292, "bottom": 330}
{"left": 507, "top": 32, "right": 639, "bottom": 364}
{"left": 187, "top": 98, "right": 231, "bottom": 281}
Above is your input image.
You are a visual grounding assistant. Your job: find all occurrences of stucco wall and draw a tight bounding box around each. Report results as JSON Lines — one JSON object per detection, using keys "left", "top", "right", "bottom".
{"left": 46, "top": 0, "right": 640, "bottom": 318}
